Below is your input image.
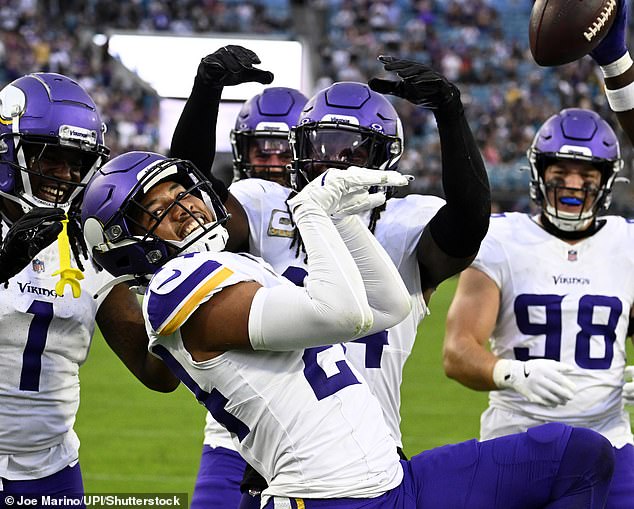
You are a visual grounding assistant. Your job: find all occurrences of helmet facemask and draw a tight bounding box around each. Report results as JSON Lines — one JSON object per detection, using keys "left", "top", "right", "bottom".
{"left": 527, "top": 108, "right": 622, "bottom": 233}
{"left": 83, "top": 156, "right": 229, "bottom": 287}
{"left": 231, "top": 87, "right": 308, "bottom": 187}
{"left": 10, "top": 138, "right": 105, "bottom": 211}
{"left": 536, "top": 157, "right": 610, "bottom": 231}
{"left": 232, "top": 128, "right": 292, "bottom": 186}
{"left": 0, "top": 73, "right": 109, "bottom": 216}
{"left": 290, "top": 121, "right": 402, "bottom": 191}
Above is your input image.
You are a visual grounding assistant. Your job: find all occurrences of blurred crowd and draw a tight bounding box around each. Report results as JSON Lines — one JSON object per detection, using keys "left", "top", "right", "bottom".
{"left": 0, "top": 0, "right": 632, "bottom": 212}
{"left": 316, "top": 0, "right": 633, "bottom": 211}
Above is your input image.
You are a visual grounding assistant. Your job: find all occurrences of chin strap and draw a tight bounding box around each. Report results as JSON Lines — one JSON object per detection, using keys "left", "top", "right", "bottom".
{"left": 539, "top": 214, "right": 606, "bottom": 240}
{"left": 92, "top": 273, "right": 146, "bottom": 300}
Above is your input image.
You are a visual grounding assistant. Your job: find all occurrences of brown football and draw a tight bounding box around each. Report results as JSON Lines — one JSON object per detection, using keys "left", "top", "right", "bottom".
{"left": 529, "top": 0, "right": 617, "bottom": 66}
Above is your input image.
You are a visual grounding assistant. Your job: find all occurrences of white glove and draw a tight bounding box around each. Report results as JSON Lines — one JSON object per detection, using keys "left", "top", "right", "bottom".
{"left": 287, "top": 166, "right": 410, "bottom": 217}
{"left": 492, "top": 359, "right": 577, "bottom": 407}
{"left": 623, "top": 366, "right": 634, "bottom": 405}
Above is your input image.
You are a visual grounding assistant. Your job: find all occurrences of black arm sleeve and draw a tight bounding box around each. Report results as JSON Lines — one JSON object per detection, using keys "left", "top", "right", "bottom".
{"left": 169, "top": 76, "right": 228, "bottom": 203}
{"left": 416, "top": 102, "right": 491, "bottom": 290}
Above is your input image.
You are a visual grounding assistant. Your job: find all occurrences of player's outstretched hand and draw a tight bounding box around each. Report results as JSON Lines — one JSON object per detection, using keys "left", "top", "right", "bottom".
{"left": 623, "top": 365, "right": 634, "bottom": 405}
{"left": 368, "top": 56, "right": 461, "bottom": 113}
{"left": 197, "top": 45, "right": 274, "bottom": 88}
{"left": 288, "top": 167, "right": 410, "bottom": 217}
{"left": 590, "top": 0, "right": 628, "bottom": 66}
{"left": 0, "top": 207, "right": 65, "bottom": 284}
{"left": 493, "top": 358, "right": 578, "bottom": 407}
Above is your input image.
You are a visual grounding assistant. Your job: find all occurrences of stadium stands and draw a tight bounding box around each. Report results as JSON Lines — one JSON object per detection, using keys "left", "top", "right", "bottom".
{"left": 1, "top": 0, "right": 632, "bottom": 213}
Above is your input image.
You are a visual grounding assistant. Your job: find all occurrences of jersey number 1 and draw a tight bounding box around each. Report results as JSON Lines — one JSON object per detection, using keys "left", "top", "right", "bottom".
{"left": 20, "top": 300, "right": 54, "bottom": 391}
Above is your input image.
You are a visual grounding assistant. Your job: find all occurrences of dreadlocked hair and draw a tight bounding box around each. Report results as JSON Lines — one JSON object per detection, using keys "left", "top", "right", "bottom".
{"left": 285, "top": 196, "right": 388, "bottom": 262}
{"left": 67, "top": 197, "right": 91, "bottom": 272}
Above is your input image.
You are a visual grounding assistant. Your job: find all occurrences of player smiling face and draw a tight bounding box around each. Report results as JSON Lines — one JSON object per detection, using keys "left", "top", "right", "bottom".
{"left": 543, "top": 160, "right": 602, "bottom": 216}
{"left": 25, "top": 146, "right": 85, "bottom": 205}
{"left": 134, "top": 181, "right": 215, "bottom": 241}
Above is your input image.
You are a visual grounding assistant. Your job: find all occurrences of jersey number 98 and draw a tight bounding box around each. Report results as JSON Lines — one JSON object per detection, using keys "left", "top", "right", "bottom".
{"left": 514, "top": 294, "right": 622, "bottom": 369}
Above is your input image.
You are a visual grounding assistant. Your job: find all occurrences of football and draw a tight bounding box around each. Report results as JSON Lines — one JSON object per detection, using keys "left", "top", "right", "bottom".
{"left": 529, "top": 0, "right": 617, "bottom": 66}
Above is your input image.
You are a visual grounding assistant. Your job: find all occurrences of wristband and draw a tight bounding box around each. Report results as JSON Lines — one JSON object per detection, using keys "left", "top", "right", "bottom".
{"left": 600, "top": 51, "right": 633, "bottom": 78}
{"left": 605, "top": 81, "right": 634, "bottom": 112}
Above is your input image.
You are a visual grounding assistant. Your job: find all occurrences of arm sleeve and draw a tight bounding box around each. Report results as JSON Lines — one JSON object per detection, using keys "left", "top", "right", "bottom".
{"left": 169, "top": 76, "right": 228, "bottom": 202}
{"left": 248, "top": 201, "right": 374, "bottom": 351}
{"left": 334, "top": 215, "right": 411, "bottom": 332}
{"left": 417, "top": 104, "right": 491, "bottom": 290}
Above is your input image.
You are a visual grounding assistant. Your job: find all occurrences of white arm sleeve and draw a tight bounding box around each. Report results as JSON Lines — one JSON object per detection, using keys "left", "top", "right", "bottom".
{"left": 334, "top": 215, "right": 412, "bottom": 332}
{"left": 248, "top": 200, "right": 373, "bottom": 351}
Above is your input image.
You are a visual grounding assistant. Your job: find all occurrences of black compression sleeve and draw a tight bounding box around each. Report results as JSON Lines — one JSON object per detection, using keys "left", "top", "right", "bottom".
{"left": 416, "top": 102, "right": 491, "bottom": 290}
{"left": 169, "top": 76, "right": 228, "bottom": 203}
{"left": 430, "top": 103, "right": 490, "bottom": 257}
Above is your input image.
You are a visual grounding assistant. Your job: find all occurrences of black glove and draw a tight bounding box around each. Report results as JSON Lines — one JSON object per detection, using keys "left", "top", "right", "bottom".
{"left": 197, "top": 45, "right": 274, "bottom": 88}
{"left": 0, "top": 207, "right": 65, "bottom": 284}
{"left": 368, "top": 56, "right": 462, "bottom": 116}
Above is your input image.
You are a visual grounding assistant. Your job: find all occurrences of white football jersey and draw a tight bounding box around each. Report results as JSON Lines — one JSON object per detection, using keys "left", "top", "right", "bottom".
{"left": 205, "top": 178, "right": 442, "bottom": 449}
{"left": 0, "top": 222, "right": 113, "bottom": 479}
{"left": 144, "top": 251, "right": 403, "bottom": 501}
{"left": 475, "top": 213, "right": 634, "bottom": 447}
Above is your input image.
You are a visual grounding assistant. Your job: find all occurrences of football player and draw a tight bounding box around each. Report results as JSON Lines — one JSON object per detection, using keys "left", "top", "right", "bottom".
{"left": 81, "top": 150, "right": 615, "bottom": 509}
{"left": 192, "top": 86, "right": 307, "bottom": 509}
{"left": 231, "top": 87, "right": 308, "bottom": 185}
{"left": 443, "top": 108, "right": 634, "bottom": 509}
{"left": 171, "top": 48, "right": 491, "bottom": 507}
{"left": 0, "top": 73, "right": 178, "bottom": 504}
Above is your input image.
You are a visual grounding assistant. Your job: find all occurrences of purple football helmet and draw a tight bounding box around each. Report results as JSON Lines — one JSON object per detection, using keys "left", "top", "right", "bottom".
{"left": 82, "top": 151, "right": 229, "bottom": 284}
{"left": 231, "top": 87, "right": 308, "bottom": 186}
{"left": 527, "top": 108, "right": 622, "bottom": 232}
{"left": 290, "top": 81, "right": 403, "bottom": 191}
{"left": 0, "top": 73, "right": 109, "bottom": 213}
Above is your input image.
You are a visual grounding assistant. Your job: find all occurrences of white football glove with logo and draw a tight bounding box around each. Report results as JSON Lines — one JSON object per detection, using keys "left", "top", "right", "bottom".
{"left": 287, "top": 166, "right": 410, "bottom": 217}
{"left": 493, "top": 359, "right": 578, "bottom": 407}
{"left": 623, "top": 366, "right": 634, "bottom": 405}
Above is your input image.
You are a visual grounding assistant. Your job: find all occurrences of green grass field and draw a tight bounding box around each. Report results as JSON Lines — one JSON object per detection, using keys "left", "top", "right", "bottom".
{"left": 73, "top": 277, "right": 490, "bottom": 496}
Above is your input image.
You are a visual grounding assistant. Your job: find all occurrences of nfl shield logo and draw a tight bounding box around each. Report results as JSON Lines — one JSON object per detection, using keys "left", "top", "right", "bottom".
{"left": 32, "top": 258, "right": 45, "bottom": 273}
{"left": 567, "top": 250, "right": 578, "bottom": 262}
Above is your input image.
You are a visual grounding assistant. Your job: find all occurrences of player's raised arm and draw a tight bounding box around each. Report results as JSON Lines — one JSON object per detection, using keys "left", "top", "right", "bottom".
{"left": 368, "top": 58, "right": 491, "bottom": 301}
{"left": 170, "top": 45, "right": 273, "bottom": 175}
{"left": 590, "top": 0, "right": 634, "bottom": 145}
{"left": 170, "top": 45, "right": 273, "bottom": 253}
